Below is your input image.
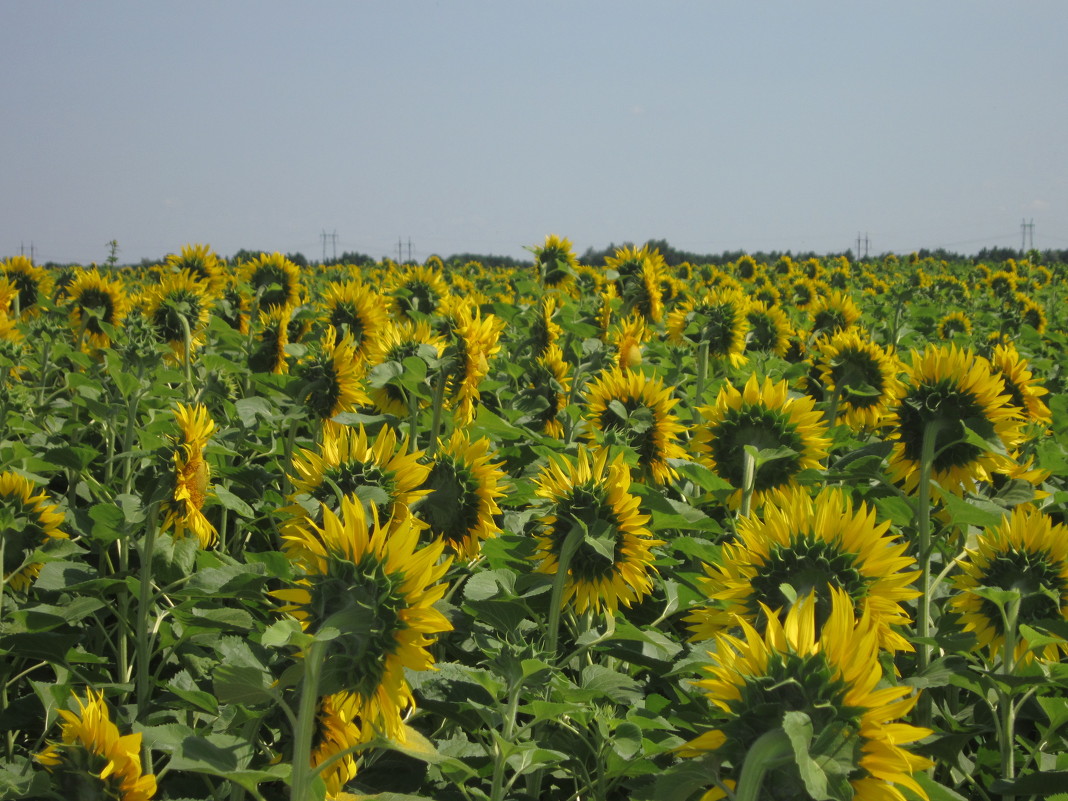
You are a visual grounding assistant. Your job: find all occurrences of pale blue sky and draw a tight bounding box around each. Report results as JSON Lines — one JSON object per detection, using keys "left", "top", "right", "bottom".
{"left": 3, "top": 1, "right": 1066, "bottom": 265}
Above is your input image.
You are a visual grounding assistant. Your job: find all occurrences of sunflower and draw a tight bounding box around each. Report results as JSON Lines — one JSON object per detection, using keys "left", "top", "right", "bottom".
{"left": 2, "top": 255, "right": 51, "bottom": 316}
{"left": 986, "top": 343, "right": 1051, "bottom": 427}
{"left": 528, "top": 294, "right": 563, "bottom": 358}
{"left": 310, "top": 693, "right": 365, "bottom": 795}
{"left": 732, "top": 254, "right": 760, "bottom": 282}
{"left": 609, "top": 313, "right": 647, "bottom": 370}
{"left": 532, "top": 234, "right": 578, "bottom": 289}
{"left": 686, "top": 485, "right": 919, "bottom": 654}
{"left": 691, "top": 375, "right": 830, "bottom": 508}
{"left": 1, "top": 471, "right": 68, "bottom": 592}
{"left": 986, "top": 270, "right": 1017, "bottom": 300}
{"left": 581, "top": 365, "right": 687, "bottom": 485}
{"left": 816, "top": 330, "right": 904, "bottom": 429}
{"left": 144, "top": 270, "right": 214, "bottom": 362}
{"left": 163, "top": 243, "right": 224, "bottom": 291}
{"left": 785, "top": 276, "right": 819, "bottom": 310}
{"left": 436, "top": 303, "right": 504, "bottom": 427}
{"left": 606, "top": 244, "right": 665, "bottom": 323}
{"left": 242, "top": 251, "right": 302, "bottom": 310}
{"left": 248, "top": 304, "right": 291, "bottom": 374}
{"left": 936, "top": 310, "right": 972, "bottom": 340}
{"left": 681, "top": 590, "right": 931, "bottom": 801}
{"left": 294, "top": 326, "right": 370, "bottom": 422}
{"left": 1012, "top": 292, "right": 1047, "bottom": 334}
{"left": 160, "top": 403, "right": 217, "bottom": 548}
{"left": 365, "top": 320, "right": 446, "bottom": 418}
{"left": 532, "top": 448, "right": 662, "bottom": 615}
{"left": 808, "top": 289, "right": 861, "bottom": 337}
{"left": 411, "top": 429, "right": 508, "bottom": 560}
{"left": 518, "top": 343, "right": 572, "bottom": 439}
{"left": 666, "top": 288, "right": 749, "bottom": 368}
{"left": 36, "top": 689, "right": 157, "bottom": 801}
{"left": 951, "top": 504, "right": 1068, "bottom": 664}
{"left": 283, "top": 423, "right": 430, "bottom": 528}
{"left": 274, "top": 497, "right": 452, "bottom": 741}
{"left": 389, "top": 263, "right": 449, "bottom": 321}
{"left": 886, "top": 344, "right": 1024, "bottom": 497}
{"left": 214, "top": 277, "right": 250, "bottom": 334}
{"left": 66, "top": 267, "right": 128, "bottom": 350}
{"left": 743, "top": 300, "right": 791, "bottom": 357}
{"left": 320, "top": 280, "right": 389, "bottom": 361}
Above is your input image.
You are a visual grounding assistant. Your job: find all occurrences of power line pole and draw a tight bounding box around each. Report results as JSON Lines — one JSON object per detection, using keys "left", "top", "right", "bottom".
{"left": 331, "top": 230, "right": 338, "bottom": 262}
{"left": 1021, "top": 219, "right": 1035, "bottom": 252}
{"left": 397, "top": 237, "right": 403, "bottom": 264}
{"left": 407, "top": 238, "right": 412, "bottom": 262}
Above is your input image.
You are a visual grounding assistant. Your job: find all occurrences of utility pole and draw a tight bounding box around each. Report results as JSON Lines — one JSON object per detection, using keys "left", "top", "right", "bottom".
{"left": 1021, "top": 219, "right": 1035, "bottom": 252}
{"left": 320, "top": 230, "right": 338, "bottom": 264}
{"left": 855, "top": 233, "right": 869, "bottom": 259}
{"left": 397, "top": 237, "right": 403, "bottom": 264}
{"left": 407, "top": 237, "right": 412, "bottom": 262}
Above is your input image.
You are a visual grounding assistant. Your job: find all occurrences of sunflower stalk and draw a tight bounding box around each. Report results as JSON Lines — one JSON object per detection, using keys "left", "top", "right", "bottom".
{"left": 740, "top": 446, "right": 758, "bottom": 519}
{"left": 426, "top": 359, "right": 450, "bottom": 457}
{"left": 997, "top": 591, "right": 1022, "bottom": 797}
{"left": 177, "top": 311, "right": 195, "bottom": 403}
{"left": 732, "top": 727, "right": 794, "bottom": 801}
{"left": 545, "top": 522, "right": 586, "bottom": 661}
{"left": 693, "top": 339, "right": 709, "bottom": 423}
{"left": 134, "top": 500, "right": 161, "bottom": 724}
{"left": 290, "top": 637, "right": 327, "bottom": 801}
{"left": 914, "top": 418, "right": 944, "bottom": 729}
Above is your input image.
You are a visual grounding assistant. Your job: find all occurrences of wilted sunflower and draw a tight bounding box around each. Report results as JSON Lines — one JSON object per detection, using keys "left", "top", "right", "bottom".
{"left": 686, "top": 485, "right": 919, "bottom": 654}
{"left": 283, "top": 423, "right": 429, "bottom": 527}
{"left": 681, "top": 590, "right": 931, "bottom": 801}
{"left": 365, "top": 320, "right": 446, "bottom": 417}
{"left": 936, "top": 310, "right": 973, "bottom": 340}
{"left": 160, "top": 403, "right": 217, "bottom": 548}
{"left": 1, "top": 471, "right": 68, "bottom": 592}
{"left": 532, "top": 234, "right": 578, "bottom": 289}
{"left": 163, "top": 242, "right": 224, "bottom": 291}
{"left": 390, "top": 263, "right": 449, "bottom": 320}
{"left": 886, "top": 344, "right": 1023, "bottom": 497}
{"left": 36, "top": 689, "right": 157, "bottom": 801}
{"left": 951, "top": 504, "right": 1068, "bottom": 664}
{"left": 666, "top": 288, "right": 749, "bottom": 368}
{"left": 581, "top": 366, "right": 687, "bottom": 485}
{"left": 275, "top": 497, "right": 452, "bottom": 741}
{"left": 66, "top": 267, "right": 129, "bottom": 350}
{"left": 412, "top": 429, "right": 507, "bottom": 560}
{"left": 248, "top": 304, "right": 291, "bottom": 374}
{"left": 519, "top": 343, "right": 572, "bottom": 438}
{"left": 743, "top": 300, "right": 791, "bottom": 357}
{"left": 816, "top": 330, "right": 904, "bottom": 429}
{"left": 320, "top": 280, "right": 389, "bottom": 361}
{"left": 808, "top": 289, "right": 861, "bottom": 337}
{"left": 144, "top": 270, "right": 214, "bottom": 362}
{"left": 310, "top": 693, "right": 365, "bottom": 795}
{"left": 533, "top": 448, "right": 662, "bottom": 615}
{"left": 1, "top": 254, "right": 51, "bottom": 317}
{"left": 294, "top": 326, "right": 370, "bottom": 422}
{"left": 242, "top": 251, "right": 302, "bottom": 310}
{"left": 692, "top": 375, "right": 830, "bottom": 508}
{"left": 987, "top": 343, "right": 1051, "bottom": 427}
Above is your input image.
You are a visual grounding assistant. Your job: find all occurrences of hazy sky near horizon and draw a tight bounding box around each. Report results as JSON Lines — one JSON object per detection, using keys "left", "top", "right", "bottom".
{"left": 3, "top": 1, "right": 1066, "bottom": 265}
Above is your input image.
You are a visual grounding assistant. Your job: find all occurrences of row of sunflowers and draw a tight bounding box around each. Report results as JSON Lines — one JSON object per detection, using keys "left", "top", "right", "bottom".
{"left": 0, "top": 238, "right": 1066, "bottom": 801}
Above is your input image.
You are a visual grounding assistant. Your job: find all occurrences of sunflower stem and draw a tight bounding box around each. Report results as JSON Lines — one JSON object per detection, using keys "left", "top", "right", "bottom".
{"left": 546, "top": 524, "right": 585, "bottom": 661}
{"left": 427, "top": 363, "right": 448, "bottom": 457}
{"left": 290, "top": 637, "right": 326, "bottom": 801}
{"left": 135, "top": 501, "right": 161, "bottom": 721}
{"left": 740, "top": 446, "right": 757, "bottom": 519}
{"left": 693, "top": 340, "right": 709, "bottom": 423}
{"left": 998, "top": 593, "right": 1021, "bottom": 797}
{"left": 915, "top": 419, "right": 941, "bottom": 730}
{"left": 733, "top": 728, "right": 793, "bottom": 801}
{"left": 408, "top": 384, "right": 420, "bottom": 454}
{"left": 178, "top": 312, "right": 195, "bottom": 403}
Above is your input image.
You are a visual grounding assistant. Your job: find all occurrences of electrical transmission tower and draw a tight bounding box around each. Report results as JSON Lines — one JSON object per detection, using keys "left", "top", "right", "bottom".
{"left": 855, "top": 232, "right": 870, "bottom": 259}
{"left": 321, "top": 230, "right": 338, "bottom": 263}
{"left": 1021, "top": 219, "right": 1035, "bottom": 252}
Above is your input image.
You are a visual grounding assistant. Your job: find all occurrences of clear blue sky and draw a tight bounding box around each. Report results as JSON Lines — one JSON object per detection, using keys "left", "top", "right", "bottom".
{"left": 3, "top": 1, "right": 1066, "bottom": 265}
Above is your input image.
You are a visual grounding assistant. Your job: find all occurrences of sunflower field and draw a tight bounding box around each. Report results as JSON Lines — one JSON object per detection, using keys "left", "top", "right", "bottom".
{"left": 1, "top": 239, "right": 1067, "bottom": 801}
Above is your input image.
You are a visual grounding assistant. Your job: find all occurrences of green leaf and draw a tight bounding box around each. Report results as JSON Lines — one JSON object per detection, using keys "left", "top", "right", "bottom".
{"left": 212, "top": 664, "right": 275, "bottom": 705}
{"left": 213, "top": 485, "right": 254, "bottom": 518}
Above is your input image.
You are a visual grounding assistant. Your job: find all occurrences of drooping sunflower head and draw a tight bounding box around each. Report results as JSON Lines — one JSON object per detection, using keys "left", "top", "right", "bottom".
{"left": 412, "top": 429, "right": 508, "bottom": 560}
{"left": 951, "top": 504, "right": 1068, "bottom": 664}
{"left": 581, "top": 365, "right": 687, "bottom": 485}
{"left": 310, "top": 693, "right": 365, "bottom": 795}
{"left": 666, "top": 288, "right": 749, "bottom": 368}
{"left": 36, "top": 689, "right": 157, "bottom": 801}
{"left": 320, "top": 280, "right": 389, "bottom": 361}
{"left": 160, "top": 403, "right": 217, "bottom": 548}
{"left": 807, "top": 289, "right": 861, "bottom": 338}
{"left": 66, "top": 267, "right": 129, "bottom": 350}
{"left": 518, "top": 343, "right": 572, "bottom": 438}
{"left": 816, "top": 330, "right": 905, "bottom": 430}
{"left": 389, "top": 263, "right": 449, "bottom": 321}
{"left": 681, "top": 589, "right": 932, "bottom": 801}
{"left": 533, "top": 448, "right": 662, "bottom": 615}
{"left": 886, "top": 344, "right": 1024, "bottom": 497}
{"left": 248, "top": 304, "right": 291, "bottom": 374}
{"left": 241, "top": 252, "right": 303, "bottom": 311}
{"left": 144, "top": 270, "right": 215, "bottom": 362}
{"left": 528, "top": 293, "right": 563, "bottom": 358}
{"left": 1, "top": 471, "right": 68, "bottom": 592}
{"left": 531, "top": 234, "right": 579, "bottom": 288}
{"left": 274, "top": 497, "right": 452, "bottom": 740}
{"left": 437, "top": 305, "right": 504, "bottom": 427}
{"left": 691, "top": 374, "right": 830, "bottom": 508}
{"left": 686, "top": 485, "right": 919, "bottom": 654}
{"left": 365, "top": 320, "right": 446, "bottom": 417}
{"left": 294, "top": 326, "right": 371, "bottom": 422}
{"left": 164, "top": 243, "right": 224, "bottom": 291}
{"left": 2, "top": 255, "right": 51, "bottom": 317}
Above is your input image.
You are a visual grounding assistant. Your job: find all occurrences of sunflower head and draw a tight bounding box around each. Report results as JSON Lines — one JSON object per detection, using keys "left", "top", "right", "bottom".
{"left": 365, "top": 320, "right": 446, "bottom": 417}
{"left": 533, "top": 448, "right": 662, "bottom": 615}
{"left": 936, "top": 311, "right": 973, "bottom": 340}
{"left": 816, "top": 330, "right": 904, "bottom": 430}
{"left": 294, "top": 326, "right": 370, "bottom": 421}
{"left": 274, "top": 497, "right": 452, "bottom": 739}
{"left": 145, "top": 270, "right": 214, "bottom": 362}
{"left": 743, "top": 300, "right": 792, "bottom": 357}
{"left": 808, "top": 290, "right": 861, "bottom": 338}
{"left": 390, "top": 264, "right": 449, "bottom": 321}
{"left": 311, "top": 693, "right": 365, "bottom": 795}
{"left": 517, "top": 343, "right": 571, "bottom": 438}
{"left": 320, "top": 280, "right": 388, "bottom": 359}
{"left": 666, "top": 289, "right": 750, "bottom": 368}
{"left": 2, "top": 255, "right": 52, "bottom": 317}
{"left": 160, "top": 404, "right": 217, "bottom": 548}
{"left": 66, "top": 268, "right": 129, "bottom": 350}
{"left": 1, "top": 471, "right": 69, "bottom": 592}
{"left": 164, "top": 243, "right": 223, "bottom": 290}
{"left": 249, "top": 305, "right": 292, "bottom": 374}
{"left": 531, "top": 234, "right": 578, "bottom": 288}
{"left": 242, "top": 252, "right": 302, "bottom": 311}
